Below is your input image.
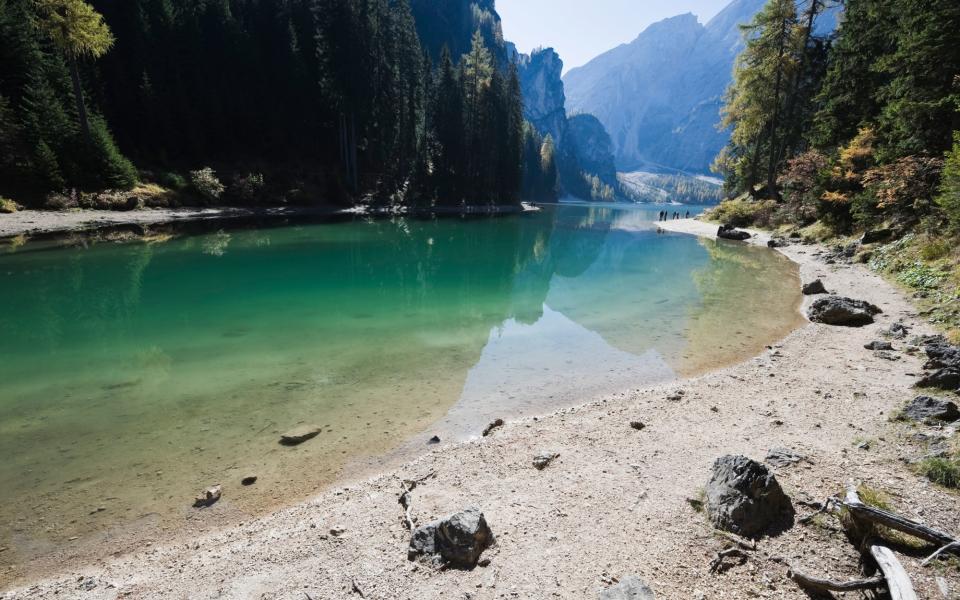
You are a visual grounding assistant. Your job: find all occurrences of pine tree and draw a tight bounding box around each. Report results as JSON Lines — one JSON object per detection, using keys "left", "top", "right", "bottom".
{"left": 35, "top": 0, "right": 114, "bottom": 144}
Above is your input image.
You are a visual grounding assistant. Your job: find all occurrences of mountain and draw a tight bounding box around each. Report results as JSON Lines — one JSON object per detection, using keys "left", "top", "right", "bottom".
{"left": 410, "top": 0, "right": 508, "bottom": 66}
{"left": 516, "top": 48, "right": 620, "bottom": 198}
{"left": 563, "top": 0, "right": 839, "bottom": 175}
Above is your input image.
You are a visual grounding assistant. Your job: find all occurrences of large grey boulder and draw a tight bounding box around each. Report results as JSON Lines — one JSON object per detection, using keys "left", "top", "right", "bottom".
{"left": 599, "top": 575, "right": 656, "bottom": 600}
{"left": 903, "top": 396, "right": 960, "bottom": 423}
{"left": 717, "top": 224, "right": 751, "bottom": 241}
{"left": 706, "top": 455, "right": 794, "bottom": 538}
{"left": 408, "top": 507, "right": 493, "bottom": 567}
{"left": 807, "top": 296, "right": 882, "bottom": 327}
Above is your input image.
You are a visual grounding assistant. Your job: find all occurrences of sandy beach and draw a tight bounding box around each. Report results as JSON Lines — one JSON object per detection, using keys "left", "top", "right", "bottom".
{"left": 3, "top": 218, "right": 958, "bottom": 599}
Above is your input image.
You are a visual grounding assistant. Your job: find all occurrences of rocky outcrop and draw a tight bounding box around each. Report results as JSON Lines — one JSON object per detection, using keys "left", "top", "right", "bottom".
{"left": 902, "top": 396, "right": 960, "bottom": 423}
{"left": 517, "top": 48, "right": 569, "bottom": 147}
{"left": 599, "top": 575, "right": 656, "bottom": 599}
{"left": 705, "top": 455, "right": 793, "bottom": 538}
{"left": 408, "top": 507, "right": 494, "bottom": 567}
{"left": 807, "top": 296, "right": 882, "bottom": 327}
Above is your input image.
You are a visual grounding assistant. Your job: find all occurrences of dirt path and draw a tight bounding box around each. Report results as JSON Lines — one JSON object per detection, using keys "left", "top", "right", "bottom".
{"left": 4, "top": 220, "right": 958, "bottom": 599}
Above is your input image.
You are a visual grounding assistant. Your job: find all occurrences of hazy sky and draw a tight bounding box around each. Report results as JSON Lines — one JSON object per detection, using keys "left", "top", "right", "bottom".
{"left": 497, "top": 0, "right": 732, "bottom": 73}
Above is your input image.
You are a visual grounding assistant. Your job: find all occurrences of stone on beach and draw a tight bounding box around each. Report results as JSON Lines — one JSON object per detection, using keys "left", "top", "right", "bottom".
{"left": 807, "top": 296, "right": 882, "bottom": 327}
{"left": 193, "top": 484, "right": 222, "bottom": 508}
{"left": 902, "top": 396, "right": 960, "bottom": 423}
{"left": 408, "top": 507, "right": 493, "bottom": 568}
{"left": 717, "top": 224, "right": 751, "bottom": 241}
{"left": 801, "top": 279, "right": 828, "bottom": 295}
{"left": 864, "top": 340, "right": 893, "bottom": 350}
{"left": 533, "top": 452, "right": 560, "bottom": 470}
{"left": 599, "top": 575, "right": 656, "bottom": 599}
{"left": 279, "top": 425, "right": 322, "bottom": 446}
{"left": 705, "top": 455, "right": 793, "bottom": 538}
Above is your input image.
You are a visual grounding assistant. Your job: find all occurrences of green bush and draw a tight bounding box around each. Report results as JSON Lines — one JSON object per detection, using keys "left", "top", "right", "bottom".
{"left": 705, "top": 196, "right": 777, "bottom": 228}
{"left": 158, "top": 171, "right": 187, "bottom": 190}
{"left": 920, "top": 238, "right": 950, "bottom": 261}
{"left": 227, "top": 172, "right": 265, "bottom": 203}
{"left": 189, "top": 167, "right": 225, "bottom": 202}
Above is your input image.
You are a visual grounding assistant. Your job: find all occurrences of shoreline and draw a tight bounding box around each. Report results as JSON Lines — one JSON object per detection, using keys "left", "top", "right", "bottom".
{"left": 0, "top": 203, "right": 539, "bottom": 240}
{"left": 4, "top": 219, "right": 959, "bottom": 599}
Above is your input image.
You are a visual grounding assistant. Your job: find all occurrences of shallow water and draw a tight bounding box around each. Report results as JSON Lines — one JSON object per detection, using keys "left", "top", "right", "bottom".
{"left": 0, "top": 204, "right": 802, "bottom": 578}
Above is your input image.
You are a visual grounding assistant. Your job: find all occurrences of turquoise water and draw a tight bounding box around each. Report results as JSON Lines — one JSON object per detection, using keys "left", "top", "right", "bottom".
{"left": 0, "top": 204, "right": 801, "bottom": 576}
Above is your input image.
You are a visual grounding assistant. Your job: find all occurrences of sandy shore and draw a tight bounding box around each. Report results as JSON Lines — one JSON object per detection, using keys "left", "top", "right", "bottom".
{"left": 4, "top": 219, "right": 959, "bottom": 599}
{"left": 0, "top": 204, "right": 539, "bottom": 239}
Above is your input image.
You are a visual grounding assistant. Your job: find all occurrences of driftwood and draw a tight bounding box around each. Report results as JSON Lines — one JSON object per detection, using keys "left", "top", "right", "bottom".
{"left": 841, "top": 484, "right": 958, "bottom": 550}
{"left": 350, "top": 578, "right": 366, "bottom": 598}
{"left": 845, "top": 486, "right": 918, "bottom": 600}
{"left": 709, "top": 547, "right": 748, "bottom": 574}
{"left": 787, "top": 569, "right": 884, "bottom": 592}
{"left": 398, "top": 472, "right": 435, "bottom": 530}
{"left": 868, "top": 545, "right": 918, "bottom": 600}
{"left": 716, "top": 531, "right": 756, "bottom": 551}
{"left": 922, "top": 541, "right": 960, "bottom": 566}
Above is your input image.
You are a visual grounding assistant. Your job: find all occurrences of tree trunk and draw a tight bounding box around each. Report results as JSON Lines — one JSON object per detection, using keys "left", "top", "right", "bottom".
{"left": 765, "top": 17, "right": 789, "bottom": 198}
{"left": 68, "top": 53, "right": 91, "bottom": 145}
{"left": 777, "top": 0, "right": 822, "bottom": 168}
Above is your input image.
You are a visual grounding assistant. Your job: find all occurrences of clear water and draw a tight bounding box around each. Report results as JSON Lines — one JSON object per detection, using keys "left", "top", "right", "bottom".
{"left": 0, "top": 204, "right": 802, "bottom": 577}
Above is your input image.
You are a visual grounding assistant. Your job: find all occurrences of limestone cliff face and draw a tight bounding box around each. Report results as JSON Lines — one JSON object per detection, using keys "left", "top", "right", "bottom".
{"left": 563, "top": 0, "right": 839, "bottom": 174}
{"left": 567, "top": 114, "right": 617, "bottom": 188}
{"left": 516, "top": 48, "right": 569, "bottom": 147}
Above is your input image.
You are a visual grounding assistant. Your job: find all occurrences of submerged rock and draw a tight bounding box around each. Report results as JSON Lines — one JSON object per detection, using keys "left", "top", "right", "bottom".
{"left": 279, "top": 425, "right": 321, "bottom": 446}
{"left": 241, "top": 475, "right": 258, "bottom": 486}
{"left": 193, "top": 484, "right": 222, "bottom": 508}
{"left": 903, "top": 396, "right": 960, "bottom": 423}
{"left": 717, "top": 224, "right": 751, "bottom": 241}
{"left": 801, "top": 279, "right": 828, "bottom": 295}
{"left": 599, "top": 575, "right": 656, "bottom": 599}
{"left": 705, "top": 455, "right": 793, "bottom": 538}
{"left": 807, "top": 296, "right": 882, "bottom": 327}
{"left": 533, "top": 452, "right": 560, "bottom": 470}
{"left": 408, "top": 507, "right": 493, "bottom": 568}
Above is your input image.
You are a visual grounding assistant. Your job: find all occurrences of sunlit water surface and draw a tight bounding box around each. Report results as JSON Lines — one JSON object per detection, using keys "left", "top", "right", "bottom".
{"left": 0, "top": 204, "right": 802, "bottom": 580}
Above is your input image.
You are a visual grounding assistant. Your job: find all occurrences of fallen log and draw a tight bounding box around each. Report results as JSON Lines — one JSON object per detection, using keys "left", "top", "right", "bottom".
{"left": 787, "top": 569, "right": 884, "bottom": 593}
{"left": 845, "top": 485, "right": 918, "bottom": 600}
{"left": 842, "top": 484, "right": 958, "bottom": 550}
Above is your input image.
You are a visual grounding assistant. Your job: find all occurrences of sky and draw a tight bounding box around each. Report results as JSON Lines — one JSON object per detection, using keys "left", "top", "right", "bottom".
{"left": 497, "top": 0, "right": 732, "bottom": 73}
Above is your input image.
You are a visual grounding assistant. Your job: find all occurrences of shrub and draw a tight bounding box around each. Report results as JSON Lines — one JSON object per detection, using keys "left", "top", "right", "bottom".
{"left": 919, "top": 238, "right": 950, "bottom": 261}
{"left": 0, "top": 197, "right": 19, "bottom": 213}
{"left": 189, "top": 167, "right": 224, "bottom": 202}
{"left": 861, "top": 156, "right": 944, "bottom": 226}
{"left": 937, "top": 131, "right": 960, "bottom": 231}
{"left": 227, "top": 172, "right": 265, "bottom": 203}
{"left": 44, "top": 190, "right": 80, "bottom": 210}
{"left": 705, "top": 196, "right": 777, "bottom": 228}
{"left": 779, "top": 150, "right": 830, "bottom": 225}
{"left": 157, "top": 171, "right": 187, "bottom": 190}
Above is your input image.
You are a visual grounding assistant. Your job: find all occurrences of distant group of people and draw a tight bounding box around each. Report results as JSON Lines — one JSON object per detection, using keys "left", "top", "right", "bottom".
{"left": 657, "top": 210, "right": 690, "bottom": 221}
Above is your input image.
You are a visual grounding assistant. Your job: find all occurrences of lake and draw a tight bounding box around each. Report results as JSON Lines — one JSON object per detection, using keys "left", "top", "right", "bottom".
{"left": 0, "top": 204, "right": 802, "bottom": 579}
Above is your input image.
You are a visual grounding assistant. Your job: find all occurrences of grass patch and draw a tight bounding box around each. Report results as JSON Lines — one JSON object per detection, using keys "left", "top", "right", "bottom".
{"left": 917, "top": 456, "right": 960, "bottom": 489}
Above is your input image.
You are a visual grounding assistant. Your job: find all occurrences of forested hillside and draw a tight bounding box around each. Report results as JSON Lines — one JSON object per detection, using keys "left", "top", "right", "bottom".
{"left": 0, "top": 0, "right": 555, "bottom": 208}
{"left": 710, "top": 0, "right": 960, "bottom": 329}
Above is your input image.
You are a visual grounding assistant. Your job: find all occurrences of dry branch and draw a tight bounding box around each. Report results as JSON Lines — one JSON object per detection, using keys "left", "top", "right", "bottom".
{"left": 845, "top": 485, "right": 918, "bottom": 600}
{"left": 842, "top": 484, "right": 957, "bottom": 550}
{"left": 922, "top": 541, "right": 960, "bottom": 566}
{"left": 709, "top": 547, "right": 748, "bottom": 574}
{"left": 787, "top": 569, "right": 884, "bottom": 592}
